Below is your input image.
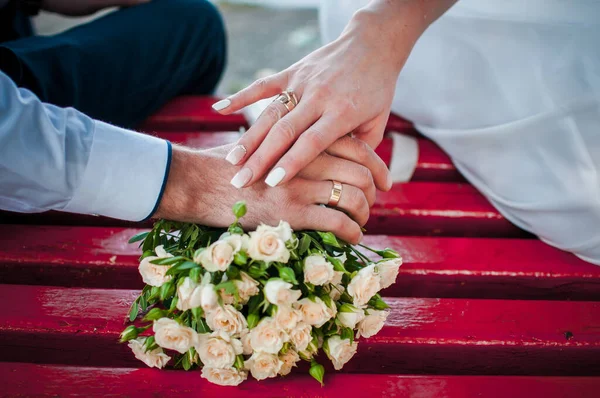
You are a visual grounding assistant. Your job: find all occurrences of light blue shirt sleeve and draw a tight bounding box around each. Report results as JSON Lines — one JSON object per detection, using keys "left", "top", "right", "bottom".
{"left": 0, "top": 70, "right": 172, "bottom": 221}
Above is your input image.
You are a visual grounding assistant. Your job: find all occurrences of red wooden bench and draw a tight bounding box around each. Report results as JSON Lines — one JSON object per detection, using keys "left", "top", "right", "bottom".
{"left": 2, "top": 97, "right": 599, "bottom": 397}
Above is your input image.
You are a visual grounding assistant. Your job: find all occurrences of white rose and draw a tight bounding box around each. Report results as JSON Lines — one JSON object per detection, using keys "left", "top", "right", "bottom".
{"left": 264, "top": 280, "right": 302, "bottom": 306}
{"left": 376, "top": 258, "right": 402, "bottom": 289}
{"left": 206, "top": 305, "right": 247, "bottom": 337}
{"left": 325, "top": 336, "right": 358, "bottom": 370}
{"left": 197, "top": 331, "right": 243, "bottom": 369}
{"left": 128, "top": 338, "right": 171, "bottom": 369}
{"left": 138, "top": 245, "right": 173, "bottom": 287}
{"left": 294, "top": 297, "right": 335, "bottom": 328}
{"left": 246, "top": 222, "right": 292, "bottom": 263}
{"left": 249, "top": 317, "right": 287, "bottom": 354}
{"left": 357, "top": 309, "right": 389, "bottom": 338}
{"left": 234, "top": 272, "right": 260, "bottom": 304}
{"left": 289, "top": 322, "right": 312, "bottom": 352}
{"left": 176, "top": 277, "right": 199, "bottom": 311}
{"left": 201, "top": 367, "right": 247, "bottom": 386}
{"left": 244, "top": 351, "right": 282, "bottom": 381}
{"left": 274, "top": 305, "right": 302, "bottom": 331}
{"left": 330, "top": 271, "right": 344, "bottom": 286}
{"left": 239, "top": 329, "right": 253, "bottom": 355}
{"left": 195, "top": 235, "right": 241, "bottom": 272}
{"left": 218, "top": 288, "right": 236, "bottom": 305}
{"left": 278, "top": 349, "right": 300, "bottom": 376}
{"left": 347, "top": 264, "right": 381, "bottom": 307}
{"left": 198, "top": 283, "right": 219, "bottom": 312}
{"left": 153, "top": 318, "right": 199, "bottom": 354}
{"left": 303, "top": 255, "right": 335, "bottom": 286}
{"left": 337, "top": 304, "right": 366, "bottom": 329}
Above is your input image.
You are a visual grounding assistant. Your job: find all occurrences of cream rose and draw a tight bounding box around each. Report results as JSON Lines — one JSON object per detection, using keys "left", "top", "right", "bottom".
{"left": 176, "top": 277, "right": 199, "bottom": 311}
{"left": 197, "top": 331, "right": 243, "bottom": 369}
{"left": 138, "top": 245, "right": 173, "bottom": 287}
{"left": 289, "top": 321, "right": 312, "bottom": 352}
{"left": 303, "top": 255, "right": 335, "bottom": 286}
{"left": 246, "top": 222, "right": 292, "bottom": 263}
{"left": 376, "top": 258, "right": 403, "bottom": 289}
{"left": 274, "top": 305, "right": 302, "bottom": 331}
{"left": 264, "top": 280, "right": 302, "bottom": 306}
{"left": 357, "top": 309, "right": 389, "bottom": 338}
{"left": 239, "top": 329, "right": 253, "bottom": 355}
{"left": 153, "top": 318, "right": 199, "bottom": 354}
{"left": 294, "top": 297, "right": 335, "bottom": 328}
{"left": 249, "top": 317, "right": 287, "bottom": 354}
{"left": 347, "top": 264, "right": 381, "bottom": 307}
{"left": 128, "top": 338, "right": 171, "bottom": 369}
{"left": 206, "top": 304, "right": 247, "bottom": 337}
{"left": 201, "top": 367, "right": 247, "bottom": 386}
{"left": 337, "top": 304, "right": 366, "bottom": 329}
{"left": 278, "top": 349, "right": 300, "bottom": 376}
{"left": 325, "top": 336, "right": 358, "bottom": 370}
{"left": 195, "top": 235, "right": 242, "bottom": 272}
{"left": 198, "top": 283, "right": 219, "bottom": 312}
{"left": 244, "top": 351, "right": 282, "bottom": 381}
{"left": 234, "top": 272, "right": 260, "bottom": 304}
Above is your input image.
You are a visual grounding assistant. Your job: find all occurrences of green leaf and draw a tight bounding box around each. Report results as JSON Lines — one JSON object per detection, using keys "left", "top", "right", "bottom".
{"left": 341, "top": 327, "right": 354, "bottom": 342}
{"left": 169, "top": 295, "right": 179, "bottom": 311}
{"left": 232, "top": 201, "right": 247, "bottom": 219}
{"left": 189, "top": 267, "right": 202, "bottom": 283}
{"left": 139, "top": 294, "right": 148, "bottom": 312}
{"left": 142, "top": 232, "right": 155, "bottom": 252}
{"left": 247, "top": 294, "right": 263, "bottom": 315}
{"left": 197, "top": 317, "right": 210, "bottom": 333}
{"left": 234, "top": 355, "right": 245, "bottom": 370}
{"left": 247, "top": 313, "right": 260, "bottom": 329}
{"left": 279, "top": 267, "right": 298, "bottom": 285}
{"left": 317, "top": 231, "right": 341, "bottom": 248}
{"left": 150, "top": 256, "right": 187, "bottom": 266}
{"left": 143, "top": 336, "right": 156, "bottom": 352}
{"left": 309, "top": 361, "right": 325, "bottom": 386}
{"left": 182, "top": 351, "right": 192, "bottom": 371}
{"left": 159, "top": 281, "right": 175, "bottom": 301}
{"left": 128, "top": 231, "right": 150, "bottom": 244}
{"left": 328, "top": 256, "right": 346, "bottom": 272}
{"left": 299, "top": 234, "right": 311, "bottom": 255}
{"left": 128, "top": 300, "right": 139, "bottom": 322}
{"left": 166, "top": 261, "right": 199, "bottom": 276}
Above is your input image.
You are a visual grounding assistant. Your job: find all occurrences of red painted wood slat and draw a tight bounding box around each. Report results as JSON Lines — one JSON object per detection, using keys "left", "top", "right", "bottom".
{"left": 1, "top": 284, "right": 599, "bottom": 375}
{"left": 0, "top": 226, "right": 593, "bottom": 300}
{"left": 149, "top": 131, "right": 463, "bottom": 182}
{"left": 138, "top": 96, "right": 249, "bottom": 132}
{"left": 0, "top": 183, "right": 527, "bottom": 237}
{"left": 2, "top": 363, "right": 599, "bottom": 398}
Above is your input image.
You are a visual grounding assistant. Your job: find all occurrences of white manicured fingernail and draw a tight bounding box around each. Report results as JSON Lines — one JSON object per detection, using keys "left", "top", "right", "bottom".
{"left": 226, "top": 145, "right": 246, "bottom": 165}
{"left": 212, "top": 99, "right": 231, "bottom": 111}
{"left": 230, "top": 167, "right": 252, "bottom": 188}
{"left": 265, "top": 167, "right": 286, "bottom": 187}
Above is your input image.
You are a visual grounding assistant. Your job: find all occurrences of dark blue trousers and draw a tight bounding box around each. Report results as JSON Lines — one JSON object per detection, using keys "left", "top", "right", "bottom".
{"left": 0, "top": 0, "right": 226, "bottom": 128}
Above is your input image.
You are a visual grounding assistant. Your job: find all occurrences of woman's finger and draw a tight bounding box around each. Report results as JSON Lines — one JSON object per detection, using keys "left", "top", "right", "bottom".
{"left": 262, "top": 115, "right": 348, "bottom": 188}
{"left": 326, "top": 135, "right": 392, "bottom": 191}
{"left": 212, "top": 73, "right": 288, "bottom": 115}
{"left": 228, "top": 100, "right": 315, "bottom": 188}
{"left": 296, "top": 205, "right": 363, "bottom": 244}
{"left": 298, "top": 153, "right": 377, "bottom": 207}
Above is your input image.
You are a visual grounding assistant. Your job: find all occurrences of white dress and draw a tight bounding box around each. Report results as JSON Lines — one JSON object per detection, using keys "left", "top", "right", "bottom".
{"left": 320, "top": 0, "right": 600, "bottom": 264}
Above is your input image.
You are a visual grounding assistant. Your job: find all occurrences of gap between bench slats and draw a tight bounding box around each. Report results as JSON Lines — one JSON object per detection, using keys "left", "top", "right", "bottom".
{"left": 2, "top": 363, "right": 598, "bottom": 398}
{"left": 1, "top": 284, "right": 599, "bottom": 375}
{"left": 0, "top": 226, "right": 594, "bottom": 300}
{"left": 0, "top": 182, "right": 529, "bottom": 238}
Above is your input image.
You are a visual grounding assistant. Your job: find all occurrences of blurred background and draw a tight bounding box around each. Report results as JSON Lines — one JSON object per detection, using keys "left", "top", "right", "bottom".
{"left": 33, "top": 0, "right": 323, "bottom": 97}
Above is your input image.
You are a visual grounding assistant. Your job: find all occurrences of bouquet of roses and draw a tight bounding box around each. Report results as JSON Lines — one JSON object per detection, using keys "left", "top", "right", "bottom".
{"left": 120, "top": 202, "right": 402, "bottom": 386}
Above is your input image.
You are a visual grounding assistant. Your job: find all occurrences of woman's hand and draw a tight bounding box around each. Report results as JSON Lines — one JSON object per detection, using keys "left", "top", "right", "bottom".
{"left": 215, "top": 0, "right": 455, "bottom": 189}
{"left": 154, "top": 137, "right": 386, "bottom": 244}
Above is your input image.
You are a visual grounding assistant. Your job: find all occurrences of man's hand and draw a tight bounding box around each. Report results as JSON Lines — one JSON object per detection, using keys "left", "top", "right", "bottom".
{"left": 41, "top": 0, "right": 149, "bottom": 16}
{"left": 154, "top": 138, "right": 387, "bottom": 244}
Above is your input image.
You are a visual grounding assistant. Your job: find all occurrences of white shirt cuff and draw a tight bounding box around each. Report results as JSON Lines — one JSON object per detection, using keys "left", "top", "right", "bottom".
{"left": 62, "top": 120, "right": 171, "bottom": 221}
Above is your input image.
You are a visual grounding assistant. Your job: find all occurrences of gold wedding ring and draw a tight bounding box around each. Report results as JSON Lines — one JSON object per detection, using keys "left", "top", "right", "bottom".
{"left": 328, "top": 180, "right": 343, "bottom": 207}
{"left": 275, "top": 89, "right": 298, "bottom": 112}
